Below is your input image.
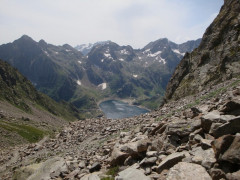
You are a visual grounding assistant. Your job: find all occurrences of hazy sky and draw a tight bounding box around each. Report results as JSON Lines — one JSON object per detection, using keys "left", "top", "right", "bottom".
{"left": 1, "top": 0, "right": 223, "bottom": 48}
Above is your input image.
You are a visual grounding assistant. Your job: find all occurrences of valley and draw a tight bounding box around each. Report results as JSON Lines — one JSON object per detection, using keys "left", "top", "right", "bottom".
{"left": 0, "top": 36, "right": 200, "bottom": 118}
{"left": 0, "top": 0, "right": 239, "bottom": 179}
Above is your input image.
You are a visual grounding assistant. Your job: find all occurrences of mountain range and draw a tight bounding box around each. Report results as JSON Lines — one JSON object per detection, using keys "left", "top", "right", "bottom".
{"left": 0, "top": 36, "right": 201, "bottom": 114}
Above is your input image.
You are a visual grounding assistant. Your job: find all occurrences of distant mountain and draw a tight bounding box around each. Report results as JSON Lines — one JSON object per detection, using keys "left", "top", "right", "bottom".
{"left": 165, "top": 0, "right": 240, "bottom": 102}
{"left": 75, "top": 41, "right": 111, "bottom": 55}
{"left": 0, "top": 35, "right": 201, "bottom": 112}
{"left": 0, "top": 35, "right": 102, "bottom": 118}
{"left": 85, "top": 38, "right": 201, "bottom": 108}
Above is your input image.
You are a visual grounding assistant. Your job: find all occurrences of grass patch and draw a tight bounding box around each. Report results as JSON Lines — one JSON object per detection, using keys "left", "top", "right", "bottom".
{"left": 106, "top": 166, "right": 119, "bottom": 176}
{"left": 0, "top": 121, "right": 45, "bottom": 143}
{"left": 101, "top": 177, "right": 114, "bottom": 180}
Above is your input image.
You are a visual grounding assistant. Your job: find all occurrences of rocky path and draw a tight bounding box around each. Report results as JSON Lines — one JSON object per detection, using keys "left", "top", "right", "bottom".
{"left": 0, "top": 78, "right": 240, "bottom": 180}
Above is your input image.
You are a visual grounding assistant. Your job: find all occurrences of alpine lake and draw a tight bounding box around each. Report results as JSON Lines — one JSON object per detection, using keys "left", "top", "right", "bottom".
{"left": 99, "top": 100, "right": 149, "bottom": 119}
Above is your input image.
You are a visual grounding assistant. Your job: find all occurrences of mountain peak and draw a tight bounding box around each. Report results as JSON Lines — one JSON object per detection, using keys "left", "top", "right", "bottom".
{"left": 19, "top": 35, "right": 34, "bottom": 41}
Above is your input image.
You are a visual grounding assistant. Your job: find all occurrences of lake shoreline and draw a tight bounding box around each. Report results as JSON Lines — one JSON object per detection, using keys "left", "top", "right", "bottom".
{"left": 97, "top": 97, "right": 151, "bottom": 111}
{"left": 98, "top": 99, "right": 150, "bottom": 119}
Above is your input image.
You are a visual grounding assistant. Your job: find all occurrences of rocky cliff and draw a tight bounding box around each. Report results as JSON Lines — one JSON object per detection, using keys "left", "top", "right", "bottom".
{"left": 165, "top": 0, "right": 240, "bottom": 102}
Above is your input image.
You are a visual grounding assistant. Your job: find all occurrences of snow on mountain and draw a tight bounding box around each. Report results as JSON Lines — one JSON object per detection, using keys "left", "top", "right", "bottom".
{"left": 75, "top": 41, "right": 111, "bottom": 56}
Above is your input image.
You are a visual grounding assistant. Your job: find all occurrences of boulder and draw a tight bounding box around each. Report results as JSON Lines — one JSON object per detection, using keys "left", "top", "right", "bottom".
{"left": 110, "top": 138, "right": 151, "bottom": 166}
{"left": 110, "top": 147, "right": 129, "bottom": 166}
{"left": 89, "top": 162, "right": 101, "bottom": 173}
{"left": 166, "top": 162, "right": 211, "bottom": 180}
{"left": 140, "top": 157, "right": 157, "bottom": 166}
{"left": 219, "top": 99, "right": 240, "bottom": 116}
{"left": 201, "top": 110, "right": 221, "bottom": 132}
{"left": 146, "top": 151, "right": 158, "bottom": 157}
{"left": 191, "top": 147, "right": 216, "bottom": 169}
{"left": 221, "top": 135, "right": 240, "bottom": 164}
{"left": 211, "top": 116, "right": 240, "bottom": 138}
{"left": 209, "top": 168, "right": 226, "bottom": 180}
{"left": 120, "top": 138, "right": 151, "bottom": 157}
{"left": 65, "top": 168, "right": 80, "bottom": 179}
{"left": 200, "top": 139, "right": 212, "bottom": 150}
{"left": 212, "top": 134, "right": 235, "bottom": 159}
{"left": 115, "top": 167, "right": 151, "bottom": 180}
{"left": 166, "top": 119, "right": 201, "bottom": 137}
{"left": 226, "top": 170, "right": 240, "bottom": 180}
{"left": 183, "top": 107, "right": 201, "bottom": 119}
{"left": 23, "top": 157, "right": 68, "bottom": 180}
{"left": 156, "top": 152, "right": 186, "bottom": 173}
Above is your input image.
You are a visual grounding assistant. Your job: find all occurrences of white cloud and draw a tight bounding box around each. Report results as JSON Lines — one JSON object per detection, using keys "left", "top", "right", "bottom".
{"left": 0, "top": 0, "right": 223, "bottom": 48}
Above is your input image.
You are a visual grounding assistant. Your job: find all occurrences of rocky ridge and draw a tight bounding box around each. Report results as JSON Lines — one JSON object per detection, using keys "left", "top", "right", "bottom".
{"left": 1, "top": 77, "right": 239, "bottom": 179}
{"left": 165, "top": 0, "right": 240, "bottom": 102}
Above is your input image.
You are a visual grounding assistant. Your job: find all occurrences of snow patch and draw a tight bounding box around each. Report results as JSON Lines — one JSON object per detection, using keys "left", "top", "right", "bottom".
{"left": 159, "top": 58, "right": 166, "bottom": 64}
{"left": 44, "top": 51, "right": 49, "bottom": 57}
{"left": 101, "top": 59, "right": 104, "bottom": 62}
{"left": 143, "top": 49, "right": 151, "bottom": 54}
{"left": 78, "top": 61, "right": 82, "bottom": 64}
{"left": 120, "top": 49, "right": 129, "bottom": 55}
{"left": 65, "top": 49, "right": 71, "bottom": 52}
{"left": 104, "top": 53, "right": 111, "bottom": 58}
{"left": 119, "top": 58, "right": 124, "bottom": 61}
{"left": 77, "top": 80, "right": 81, "bottom": 86}
{"left": 133, "top": 74, "right": 138, "bottom": 78}
{"left": 173, "top": 49, "right": 185, "bottom": 56}
{"left": 148, "top": 51, "right": 162, "bottom": 57}
{"left": 98, "top": 83, "right": 107, "bottom": 90}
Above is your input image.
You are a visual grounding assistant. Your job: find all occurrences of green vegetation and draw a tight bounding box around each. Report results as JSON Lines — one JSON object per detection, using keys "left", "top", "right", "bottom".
{"left": 101, "top": 166, "right": 119, "bottom": 180}
{"left": 106, "top": 166, "right": 119, "bottom": 176}
{"left": 101, "top": 177, "right": 114, "bottom": 180}
{"left": 0, "top": 121, "right": 46, "bottom": 143}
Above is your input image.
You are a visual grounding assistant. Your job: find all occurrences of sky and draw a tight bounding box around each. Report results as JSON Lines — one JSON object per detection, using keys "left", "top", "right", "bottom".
{"left": 0, "top": 0, "right": 224, "bottom": 49}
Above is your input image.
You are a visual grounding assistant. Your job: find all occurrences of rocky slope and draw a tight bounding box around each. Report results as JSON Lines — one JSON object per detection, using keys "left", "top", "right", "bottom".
{"left": 1, "top": 76, "right": 239, "bottom": 179}
{"left": 0, "top": 59, "right": 82, "bottom": 148}
{"left": 165, "top": 0, "right": 240, "bottom": 102}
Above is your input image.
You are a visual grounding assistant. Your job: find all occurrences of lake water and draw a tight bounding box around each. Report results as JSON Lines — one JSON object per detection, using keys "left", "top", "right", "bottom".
{"left": 99, "top": 100, "right": 149, "bottom": 119}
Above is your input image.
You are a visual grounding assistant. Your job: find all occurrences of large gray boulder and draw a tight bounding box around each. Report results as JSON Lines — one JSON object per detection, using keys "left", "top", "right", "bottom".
{"left": 156, "top": 152, "right": 187, "bottom": 173}
{"left": 167, "top": 162, "right": 211, "bottom": 180}
{"left": 191, "top": 147, "right": 216, "bottom": 169}
{"left": 166, "top": 119, "right": 201, "bottom": 137}
{"left": 115, "top": 167, "right": 151, "bottom": 180}
{"left": 221, "top": 135, "right": 240, "bottom": 164}
{"left": 110, "top": 147, "right": 129, "bottom": 166}
{"left": 211, "top": 116, "right": 240, "bottom": 138}
{"left": 110, "top": 138, "right": 151, "bottom": 166}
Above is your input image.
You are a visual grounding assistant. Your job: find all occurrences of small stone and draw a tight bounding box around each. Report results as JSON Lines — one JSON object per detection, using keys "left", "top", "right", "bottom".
{"left": 89, "top": 162, "right": 101, "bottom": 173}
{"left": 140, "top": 157, "right": 157, "bottom": 166}
{"left": 79, "top": 161, "right": 86, "bottom": 169}
{"left": 146, "top": 151, "right": 158, "bottom": 157}
{"left": 201, "top": 139, "right": 212, "bottom": 150}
